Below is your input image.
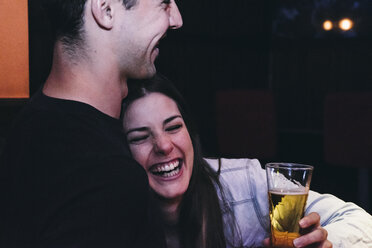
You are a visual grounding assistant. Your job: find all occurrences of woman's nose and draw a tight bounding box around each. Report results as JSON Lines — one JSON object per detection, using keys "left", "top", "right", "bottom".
{"left": 153, "top": 135, "right": 174, "bottom": 155}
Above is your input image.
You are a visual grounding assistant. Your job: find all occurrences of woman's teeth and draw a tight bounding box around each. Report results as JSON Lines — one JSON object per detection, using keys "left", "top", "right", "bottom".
{"left": 162, "top": 168, "right": 180, "bottom": 178}
{"left": 152, "top": 160, "right": 181, "bottom": 177}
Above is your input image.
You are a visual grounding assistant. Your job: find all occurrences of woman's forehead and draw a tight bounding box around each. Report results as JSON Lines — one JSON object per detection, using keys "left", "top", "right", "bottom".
{"left": 124, "top": 92, "right": 181, "bottom": 124}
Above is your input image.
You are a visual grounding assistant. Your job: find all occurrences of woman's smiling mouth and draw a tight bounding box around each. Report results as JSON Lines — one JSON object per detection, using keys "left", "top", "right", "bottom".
{"left": 150, "top": 159, "right": 182, "bottom": 178}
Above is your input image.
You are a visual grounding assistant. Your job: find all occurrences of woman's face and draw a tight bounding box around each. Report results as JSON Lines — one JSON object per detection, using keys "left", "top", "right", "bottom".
{"left": 123, "top": 92, "right": 194, "bottom": 202}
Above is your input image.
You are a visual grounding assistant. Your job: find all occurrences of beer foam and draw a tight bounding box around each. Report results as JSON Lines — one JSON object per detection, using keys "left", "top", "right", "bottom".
{"left": 270, "top": 172, "right": 306, "bottom": 193}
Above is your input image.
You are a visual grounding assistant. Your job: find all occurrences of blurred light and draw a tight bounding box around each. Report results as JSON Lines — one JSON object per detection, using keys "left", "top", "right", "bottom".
{"left": 338, "top": 18, "right": 353, "bottom": 31}
{"left": 322, "top": 20, "right": 333, "bottom": 31}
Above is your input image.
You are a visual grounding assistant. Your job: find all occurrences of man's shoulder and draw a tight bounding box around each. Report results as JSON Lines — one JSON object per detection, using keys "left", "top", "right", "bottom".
{"left": 3, "top": 92, "right": 134, "bottom": 176}
{"left": 9, "top": 93, "right": 123, "bottom": 146}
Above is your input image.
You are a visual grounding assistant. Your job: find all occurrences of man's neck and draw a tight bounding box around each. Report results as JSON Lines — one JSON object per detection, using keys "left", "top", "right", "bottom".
{"left": 43, "top": 44, "right": 127, "bottom": 119}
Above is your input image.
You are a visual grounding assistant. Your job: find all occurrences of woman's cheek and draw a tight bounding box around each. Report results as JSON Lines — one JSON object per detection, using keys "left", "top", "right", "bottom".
{"left": 130, "top": 145, "right": 149, "bottom": 168}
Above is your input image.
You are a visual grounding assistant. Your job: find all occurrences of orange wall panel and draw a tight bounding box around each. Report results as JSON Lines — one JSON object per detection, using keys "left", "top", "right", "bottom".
{"left": 0, "top": 0, "right": 29, "bottom": 98}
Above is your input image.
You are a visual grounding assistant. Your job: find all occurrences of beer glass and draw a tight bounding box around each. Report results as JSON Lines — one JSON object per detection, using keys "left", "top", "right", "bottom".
{"left": 265, "top": 163, "right": 313, "bottom": 248}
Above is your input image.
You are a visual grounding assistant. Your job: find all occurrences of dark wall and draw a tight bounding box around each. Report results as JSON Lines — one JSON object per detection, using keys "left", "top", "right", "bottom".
{"left": 156, "top": 0, "right": 372, "bottom": 154}
{"left": 156, "top": 0, "right": 273, "bottom": 155}
{"left": 155, "top": 0, "right": 372, "bottom": 212}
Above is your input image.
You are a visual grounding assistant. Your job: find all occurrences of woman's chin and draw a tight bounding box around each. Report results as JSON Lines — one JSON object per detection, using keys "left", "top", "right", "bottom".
{"left": 152, "top": 185, "right": 188, "bottom": 203}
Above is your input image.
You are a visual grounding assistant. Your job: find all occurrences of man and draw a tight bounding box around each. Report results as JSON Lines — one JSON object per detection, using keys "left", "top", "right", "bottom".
{"left": 0, "top": 0, "right": 182, "bottom": 247}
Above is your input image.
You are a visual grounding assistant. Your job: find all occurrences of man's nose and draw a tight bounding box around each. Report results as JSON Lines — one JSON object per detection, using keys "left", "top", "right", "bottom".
{"left": 169, "top": 1, "right": 183, "bottom": 29}
{"left": 154, "top": 135, "right": 174, "bottom": 155}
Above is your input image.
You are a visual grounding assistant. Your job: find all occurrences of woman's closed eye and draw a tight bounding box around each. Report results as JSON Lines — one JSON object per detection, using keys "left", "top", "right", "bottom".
{"left": 165, "top": 124, "right": 183, "bottom": 132}
{"left": 128, "top": 135, "right": 149, "bottom": 144}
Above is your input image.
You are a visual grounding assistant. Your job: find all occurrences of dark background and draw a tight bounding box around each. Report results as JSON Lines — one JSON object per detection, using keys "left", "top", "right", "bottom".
{"left": 155, "top": 0, "right": 372, "bottom": 214}
{"left": 1, "top": 0, "right": 371, "bottom": 213}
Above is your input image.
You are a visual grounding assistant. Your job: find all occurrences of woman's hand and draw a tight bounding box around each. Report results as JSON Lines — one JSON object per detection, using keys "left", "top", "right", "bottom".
{"left": 263, "top": 212, "right": 333, "bottom": 248}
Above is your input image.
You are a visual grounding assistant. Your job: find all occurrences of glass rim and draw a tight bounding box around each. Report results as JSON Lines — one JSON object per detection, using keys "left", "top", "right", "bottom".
{"left": 265, "top": 162, "right": 314, "bottom": 170}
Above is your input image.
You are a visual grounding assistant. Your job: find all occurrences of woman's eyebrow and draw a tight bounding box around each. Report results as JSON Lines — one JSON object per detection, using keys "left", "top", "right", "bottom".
{"left": 126, "top": 115, "right": 182, "bottom": 135}
{"left": 163, "top": 115, "right": 182, "bottom": 125}
{"left": 125, "top": 127, "right": 149, "bottom": 135}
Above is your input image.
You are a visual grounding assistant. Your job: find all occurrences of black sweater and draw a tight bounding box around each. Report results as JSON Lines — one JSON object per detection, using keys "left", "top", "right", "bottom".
{"left": 0, "top": 90, "right": 165, "bottom": 248}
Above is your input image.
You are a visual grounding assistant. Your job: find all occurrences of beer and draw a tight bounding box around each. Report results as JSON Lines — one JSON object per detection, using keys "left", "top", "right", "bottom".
{"left": 268, "top": 191, "right": 308, "bottom": 248}
{"left": 266, "top": 163, "right": 313, "bottom": 248}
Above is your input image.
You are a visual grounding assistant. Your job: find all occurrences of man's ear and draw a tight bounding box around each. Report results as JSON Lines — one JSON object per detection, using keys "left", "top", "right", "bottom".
{"left": 91, "top": 0, "right": 114, "bottom": 30}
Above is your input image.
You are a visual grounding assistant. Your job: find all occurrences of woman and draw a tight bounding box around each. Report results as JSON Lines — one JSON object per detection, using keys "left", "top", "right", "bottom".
{"left": 122, "top": 75, "right": 372, "bottom": 248}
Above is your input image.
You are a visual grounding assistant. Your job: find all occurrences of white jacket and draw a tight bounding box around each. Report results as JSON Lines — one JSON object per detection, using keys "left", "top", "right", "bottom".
{"left": 205, "top": 158, "right": 372, "bottom": 248}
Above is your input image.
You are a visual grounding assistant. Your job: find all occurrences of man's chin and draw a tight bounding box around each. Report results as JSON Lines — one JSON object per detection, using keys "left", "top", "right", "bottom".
{"left": 128, "top": 65, "right": 156, "bottom": 80}
{"left": 146, "top": 66, "right": 157, "bottom": 78}
{"left": 141, "top": 66, "right": 156, "bottom": 79}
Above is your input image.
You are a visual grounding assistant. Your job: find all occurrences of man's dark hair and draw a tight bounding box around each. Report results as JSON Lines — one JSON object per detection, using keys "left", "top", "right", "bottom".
{"left": 42, "top": 0, "right": 137, "bottom": 48}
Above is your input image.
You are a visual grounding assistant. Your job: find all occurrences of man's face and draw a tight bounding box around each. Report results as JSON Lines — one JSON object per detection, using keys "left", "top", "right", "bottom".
{"left": 116, "top": 0, "right": 183, "bottom": 79}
